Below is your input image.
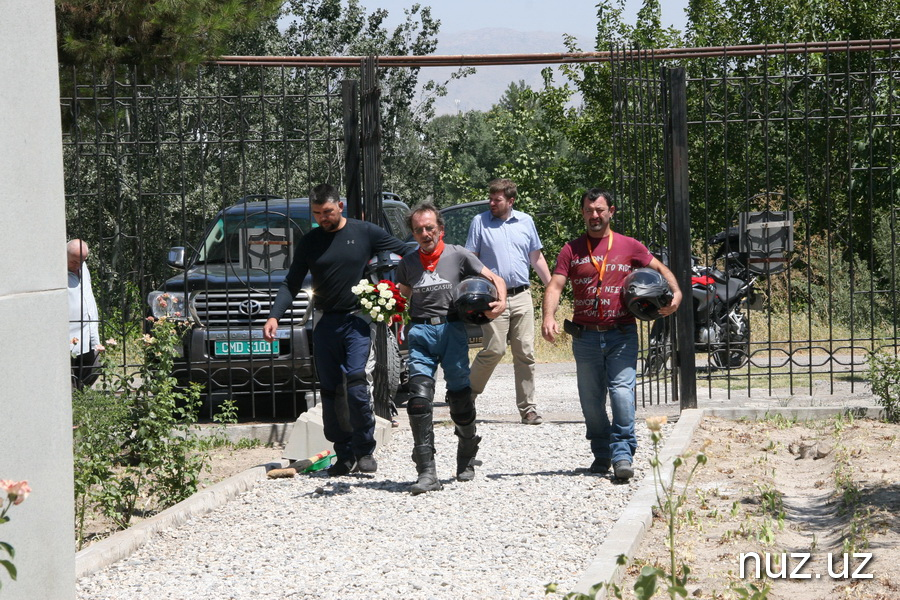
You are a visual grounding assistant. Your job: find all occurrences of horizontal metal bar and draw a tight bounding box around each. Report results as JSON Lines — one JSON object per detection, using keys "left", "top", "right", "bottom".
{"left": 210, "top": 39, "right": 900, "bottom": 68}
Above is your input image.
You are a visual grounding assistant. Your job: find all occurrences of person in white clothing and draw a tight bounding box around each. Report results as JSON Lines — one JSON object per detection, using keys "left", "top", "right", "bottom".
{"left": 68, "top": 239, "right": 101, "bottom": 389}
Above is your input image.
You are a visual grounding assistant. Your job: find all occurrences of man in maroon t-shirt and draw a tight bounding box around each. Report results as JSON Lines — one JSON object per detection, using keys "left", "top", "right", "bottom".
{"left": 542, "top": 188, "right": 681, "bottom": 480}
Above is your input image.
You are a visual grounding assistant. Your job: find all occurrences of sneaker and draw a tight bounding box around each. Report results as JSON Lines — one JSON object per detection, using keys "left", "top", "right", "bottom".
{"left": 521, "top": 410, "right": 543, "bottom": 425}
{"left": 613, "top": 460, "right": 634, "bottom": 480}
{"left": 356, "top": 455, "right": 378, "bottom": 473}
{"left": 327, "top": 458, "right": 357, "bottom": 477}
{"left": 590, "top": 458, "right": 611, "bottom": 474}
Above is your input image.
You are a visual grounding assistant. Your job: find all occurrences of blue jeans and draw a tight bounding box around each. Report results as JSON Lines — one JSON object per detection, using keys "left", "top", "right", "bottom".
{"left": 406, "top": 321, "right": 471, "bottom": 393}
{"left": 313, "top": 312, "right": 376, "bottom": 461}
{"left": 571, "top": 324, "right": 638, "bottom": 464}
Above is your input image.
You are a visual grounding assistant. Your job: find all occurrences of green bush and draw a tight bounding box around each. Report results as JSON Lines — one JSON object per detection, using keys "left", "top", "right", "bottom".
{"left": 72, "top": 317, "right": 210, "bottom": 549}
{"left": 770, "top": 233, "right": 892, "bottom": 330}
{"left": 869, "top": 351, "right": 900, "bottom": 423}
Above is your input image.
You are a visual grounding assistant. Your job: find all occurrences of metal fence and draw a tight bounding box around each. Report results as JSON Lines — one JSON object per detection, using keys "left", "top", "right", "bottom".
{"left": 609, "top": 42, "right": 900, "bottom": 406}
{"left": 63, "top": 43, "right": 900, "bottom": 419}
{"left": 63, "top": 65, "right": 352, "bottom": 420}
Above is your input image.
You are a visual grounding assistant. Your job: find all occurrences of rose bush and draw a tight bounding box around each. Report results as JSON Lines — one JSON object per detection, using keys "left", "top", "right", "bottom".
{"left": 0, "top": 479, "right": 31, "bottom": 590}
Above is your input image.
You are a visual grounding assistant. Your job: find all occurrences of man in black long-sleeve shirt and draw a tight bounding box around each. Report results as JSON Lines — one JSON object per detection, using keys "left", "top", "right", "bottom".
{"left": 263, "top": 184, "right": 409, "bottom": 476}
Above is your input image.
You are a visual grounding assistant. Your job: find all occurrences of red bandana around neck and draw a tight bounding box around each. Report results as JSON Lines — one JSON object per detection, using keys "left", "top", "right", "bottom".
{"left": 418, "top": 236, "right": 445, "bottom": 272}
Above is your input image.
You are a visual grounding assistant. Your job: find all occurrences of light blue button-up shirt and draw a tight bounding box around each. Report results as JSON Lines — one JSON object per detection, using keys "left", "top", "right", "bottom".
{"left": 465, "top": 209, "right": 543, "bottom": 288}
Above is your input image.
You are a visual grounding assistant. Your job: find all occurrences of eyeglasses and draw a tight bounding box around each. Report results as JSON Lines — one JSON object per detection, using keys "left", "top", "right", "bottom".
{"left": 413, "top": 224, "right": 438, "bottom": 235}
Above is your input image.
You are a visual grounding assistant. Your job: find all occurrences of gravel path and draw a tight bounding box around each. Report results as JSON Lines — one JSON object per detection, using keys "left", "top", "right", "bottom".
{"left": 77, "top": 363, "right": 659, "bottom": 599}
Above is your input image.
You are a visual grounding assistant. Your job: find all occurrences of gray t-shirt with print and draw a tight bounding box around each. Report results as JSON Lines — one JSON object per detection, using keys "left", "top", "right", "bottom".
{"left": 396, "top": 244, "right": 485, "bottom": 319}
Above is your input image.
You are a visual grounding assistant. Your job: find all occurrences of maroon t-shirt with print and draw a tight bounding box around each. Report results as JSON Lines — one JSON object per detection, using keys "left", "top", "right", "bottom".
{"left": 552, "top": 232, "right": 653, "bottom": 326}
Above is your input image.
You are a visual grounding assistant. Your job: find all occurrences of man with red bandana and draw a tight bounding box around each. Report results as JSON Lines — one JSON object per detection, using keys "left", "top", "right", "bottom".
{"left": 396, "top": 202, "right": 506, "bottom": 495}
{"left": 542, "top": 189, "right": 681, "bottom": 480}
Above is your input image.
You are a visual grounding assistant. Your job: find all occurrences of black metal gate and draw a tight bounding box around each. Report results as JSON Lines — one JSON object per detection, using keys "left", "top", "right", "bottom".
{"left": 610, "top": 42, "right": 900, "bottom": 406}
{"left": 64, "top": 43, "right": 900, "bottom": 419}
{"left": 62, "top": 64, "right": 389, "bottom": 420}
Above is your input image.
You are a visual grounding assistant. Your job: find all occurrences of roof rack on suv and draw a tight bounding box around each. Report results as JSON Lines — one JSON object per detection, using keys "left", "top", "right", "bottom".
{"left": 236, "top": 194, "right": 284, "bottom": 204}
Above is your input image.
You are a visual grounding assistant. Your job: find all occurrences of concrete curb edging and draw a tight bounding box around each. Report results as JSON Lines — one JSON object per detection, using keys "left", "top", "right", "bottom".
{"left": 572, "top": 409, "right": 706, "bottom": 598}
{"left": 74, "top": 458, "right": 289, "bottom": 579}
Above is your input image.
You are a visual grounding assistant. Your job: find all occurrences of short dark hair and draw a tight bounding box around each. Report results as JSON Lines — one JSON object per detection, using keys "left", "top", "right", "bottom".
{"left": 407, "top": 201, "right": 444, "bottom": 231}
{"left": 581, "top": 188, "right": 615, "bottom": 211}
{"left": 310, "top": 183, "right": 341, "bottom": 206}
{"left": 488, "top": 178, "right": 517, "bottom": 201}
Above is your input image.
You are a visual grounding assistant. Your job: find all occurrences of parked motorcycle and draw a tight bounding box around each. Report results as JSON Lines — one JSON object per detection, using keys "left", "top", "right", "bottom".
{"left": 643, "top": 224, "right": 759, "bottom": 375}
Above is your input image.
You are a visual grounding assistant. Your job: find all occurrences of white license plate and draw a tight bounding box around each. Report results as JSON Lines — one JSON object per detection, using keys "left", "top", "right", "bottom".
{"left": 214, "top": 340, "right": 279, "bottom": 356}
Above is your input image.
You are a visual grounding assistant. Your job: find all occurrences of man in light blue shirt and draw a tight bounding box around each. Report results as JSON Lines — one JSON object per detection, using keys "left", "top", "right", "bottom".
{"left": 466, "top": 179, "right": 551, "bottom": 424}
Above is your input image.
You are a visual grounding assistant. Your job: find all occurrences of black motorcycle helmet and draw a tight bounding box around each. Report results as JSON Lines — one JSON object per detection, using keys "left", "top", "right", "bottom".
{"left": 622, "top": 268, "right": 673, "bottom": 321}
{"left": 454, "top": 276, "right": 499, "bottom": 325}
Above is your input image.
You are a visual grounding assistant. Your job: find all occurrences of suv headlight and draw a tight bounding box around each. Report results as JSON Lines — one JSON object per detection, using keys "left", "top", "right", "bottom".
{"left": 148, "top": 291, "right": 190, "bottom": 321}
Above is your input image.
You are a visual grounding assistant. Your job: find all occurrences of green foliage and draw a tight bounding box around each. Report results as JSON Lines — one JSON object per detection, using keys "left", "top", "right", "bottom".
{"left": 72, "top": 386, "right": 129, "bottom": 547}
{"left": 769, "top": 233, "right": 893, "bottom": 330}
{"left": 280, "top": 0, "right": 462, "bottom": 205}
{"left": 425, "top": 111, "right": 504, "bottom": 204}
{"left": 684, "top": 0, "right": 898, "bottom": 47}
{"left": 56, "top": 0, "right": 284, "bottom": 73}
{"left": 435, "top": 77, "right": 590, "bottom": 266}
{"left": 72, "top": 317, "right": 213, "bottom": 549}
{"left": 679, "top": 0, "right": 900, "bottom": 293}
{"left": 759, "top": 413, "right": 797, "bottom": 429}
{"left": 730, "top": 581, "right": 772, "bottom": 600}
{"left": 63, "top": 0, "right": 448, "bottom": 304}
{"left": 434, "top": 0, "right": 680, "bottom": 271}
{"left": 872, "top": 208, "right": 899, "bottom": 287}
{"left": 869, "top": 351, "right": 900, "bottom": 423}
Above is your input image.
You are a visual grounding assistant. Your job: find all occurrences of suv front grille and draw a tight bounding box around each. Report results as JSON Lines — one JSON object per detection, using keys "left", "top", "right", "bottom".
{"left": 192, "top": 289, "right": 310, "bottom": 327}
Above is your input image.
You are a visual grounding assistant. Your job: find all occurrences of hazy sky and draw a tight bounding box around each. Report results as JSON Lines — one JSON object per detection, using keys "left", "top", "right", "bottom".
{"left": 370, "top": 0, "right": 689, "bottom": 39}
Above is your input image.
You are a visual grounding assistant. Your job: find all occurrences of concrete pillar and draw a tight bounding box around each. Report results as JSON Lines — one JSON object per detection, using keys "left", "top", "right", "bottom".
{"left": 0, "top": 0, "right": 75, "bottom": 598}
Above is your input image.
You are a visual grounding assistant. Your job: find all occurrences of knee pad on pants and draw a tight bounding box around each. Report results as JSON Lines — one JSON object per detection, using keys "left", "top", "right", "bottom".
{"left": 447, "top": 386, "right": 475, "bottom": 426}
{"left": 407, "top": 375, "right": 435, "bottom": 416}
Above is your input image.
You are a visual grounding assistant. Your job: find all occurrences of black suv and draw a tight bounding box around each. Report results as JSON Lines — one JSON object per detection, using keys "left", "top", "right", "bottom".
{"left": 148, "top": 195, "right": 412, "bottom": 415}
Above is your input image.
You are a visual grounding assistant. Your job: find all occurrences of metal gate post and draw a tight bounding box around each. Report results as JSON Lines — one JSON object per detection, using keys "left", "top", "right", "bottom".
{"left": 664, "top": 67, "right": 697, "bottom": 410}
{"left": 360, "top": 56, "right": 383, "bottom": 227}
{"left": 359, "top": 56, "right": 393, "bottom": 420}
{"left": 342, "top": 79, "right": 361, "bottom": 219}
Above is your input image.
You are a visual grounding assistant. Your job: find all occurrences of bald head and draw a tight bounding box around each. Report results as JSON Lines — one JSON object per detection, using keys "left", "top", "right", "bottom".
{"left": 67, "top": 239, "right": 89, "bottom": 274}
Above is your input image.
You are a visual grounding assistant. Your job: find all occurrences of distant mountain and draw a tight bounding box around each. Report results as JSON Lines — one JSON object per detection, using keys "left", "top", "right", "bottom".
{"left": 420, "top": 28, "right": 591, "bottom": 115}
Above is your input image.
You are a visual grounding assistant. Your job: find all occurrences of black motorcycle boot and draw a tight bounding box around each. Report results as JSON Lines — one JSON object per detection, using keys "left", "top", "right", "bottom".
{"left": 408, "top": 413, "right": 442, "bottom": 495}
{"left": 455, "top": 422, "right": 481, "bottom": 482}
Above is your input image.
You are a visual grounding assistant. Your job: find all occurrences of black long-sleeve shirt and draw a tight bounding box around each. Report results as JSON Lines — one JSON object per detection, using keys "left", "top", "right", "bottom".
{"left": 268, "top": 218, "right": 410, "bottom": 319}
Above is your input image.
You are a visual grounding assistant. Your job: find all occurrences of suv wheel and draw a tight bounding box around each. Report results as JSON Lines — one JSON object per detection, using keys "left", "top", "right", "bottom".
{"left": 372, "top": 324, "right": 402, "bottom": 419}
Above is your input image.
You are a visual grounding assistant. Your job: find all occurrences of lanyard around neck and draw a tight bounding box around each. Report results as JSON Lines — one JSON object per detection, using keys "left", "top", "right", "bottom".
{"left": 585, "top": 231, "right": 614, "bottom": 288}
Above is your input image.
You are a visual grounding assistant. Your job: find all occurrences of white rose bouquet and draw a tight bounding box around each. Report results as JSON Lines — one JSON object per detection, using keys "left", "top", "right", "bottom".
{"left": 351, "top": 279, "right": 409, "bottom": 325}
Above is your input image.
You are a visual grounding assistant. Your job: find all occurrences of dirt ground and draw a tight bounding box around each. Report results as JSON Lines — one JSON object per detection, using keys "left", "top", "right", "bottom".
{"left": 616, "top": 416, "right": 900, "bottom": 600}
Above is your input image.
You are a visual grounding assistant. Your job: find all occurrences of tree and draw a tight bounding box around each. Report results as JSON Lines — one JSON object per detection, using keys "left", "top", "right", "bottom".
{"left": 56, "top": 0, "right": 284, "bottom": 73}
{"left": 680, "top": 0, "right": 900, "bottom": 257}
{"left": 62, "top": 0, "right": 451, "bottom": 304}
